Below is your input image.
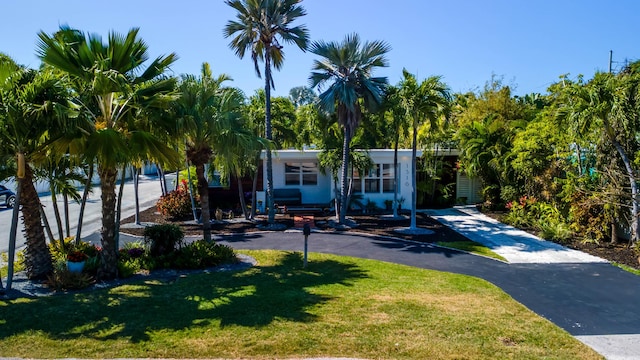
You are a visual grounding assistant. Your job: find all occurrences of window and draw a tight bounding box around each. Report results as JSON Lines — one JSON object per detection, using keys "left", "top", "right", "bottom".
{"left": 285, "top": 162, "right": 318, "bottom": 185}
{"left": 352, "top": 163, "right": 396, "bottom": 193}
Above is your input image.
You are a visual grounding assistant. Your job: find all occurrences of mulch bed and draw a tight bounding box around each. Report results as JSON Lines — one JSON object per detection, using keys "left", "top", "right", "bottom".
{"left": 120, "top": 207, "right": 640, "bottom": 270}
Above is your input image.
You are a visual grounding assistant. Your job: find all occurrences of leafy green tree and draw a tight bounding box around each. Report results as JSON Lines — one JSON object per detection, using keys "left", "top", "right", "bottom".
{"left": 174, "top": 64, "right": 246, "bottom": 241}
{"left": 398, "top": 70, "right": 451, "bottom": 229}
{"left": 563, "top": 72, "right": 640, "bottom": 242}
{"left": 289, "top": 86, "right": 317, "bottom": 108}
{"left": 309, "top": 33, "right": 390, "bottom": 224}
{"left": 0, "top": 58, "right": 71, "bottom": 281}
{"left": 454, "top": 80, "right": 528, "bottom": 207}
{"left": 247, "top": 90, "right": 298, "bottom": 148}
{"left": 37, "top": 26, "right": 180, "bottom": 279}
{"left": 224, "top": 0, "right": 309, "bottom": 224}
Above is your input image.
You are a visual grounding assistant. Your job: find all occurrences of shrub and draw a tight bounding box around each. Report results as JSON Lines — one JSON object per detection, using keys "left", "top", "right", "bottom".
{"left": 538, "top": 220, "right": 573, "bottom": 243}
{"left": 156, "top": 187, "right": 193, "bottom": 219}
{"left": 500, "top": 185, "right": 519, "bottom": 203}
{"left": 144, "top": 224, "right": 184, "bottom": 257}
{"left": 117, "top": 242, "right": 148, "bottom": 278}
{"left": 46, "top": 269, "right": 93, "bottom": 291}
{"left": 172, "top": 240, "right": 237, "bottom": 269}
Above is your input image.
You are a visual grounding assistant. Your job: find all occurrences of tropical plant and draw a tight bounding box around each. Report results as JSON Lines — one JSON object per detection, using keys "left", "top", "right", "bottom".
{"left": 309, "top": 33, "right": 390, "bottom": 224}
{"left": 174, "top": 63, "right": 253, "bottom": 240}
{"left": 37, "top": 26, "right": 180, "bottom": 279}
{"left": 224, "top": 0, "right": 309, "bottom": 224}
{"left": 398, "top": 70, "right": 451, "bottom": 229}
{"left": 0, "top": 56, "right": 73, "bottom": 281}
{"left": 560, "top": 72, "right": 640, "bottom": 242}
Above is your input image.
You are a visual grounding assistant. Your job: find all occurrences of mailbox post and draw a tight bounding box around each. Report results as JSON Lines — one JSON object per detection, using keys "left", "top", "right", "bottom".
{"left": 303, "top": 223, "right": 311, "bottom": 268}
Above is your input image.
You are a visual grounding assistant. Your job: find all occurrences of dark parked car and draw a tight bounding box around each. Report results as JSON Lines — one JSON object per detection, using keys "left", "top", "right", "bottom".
{"left": 0, "top": 185, "right": 16, "bottom": 208}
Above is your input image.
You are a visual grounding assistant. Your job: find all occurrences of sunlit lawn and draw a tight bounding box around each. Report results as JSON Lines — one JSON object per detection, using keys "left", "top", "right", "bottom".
{"left": 0, "top": 250, "right": 601, "bottom": 359}
{"left": 436, "top": 240, "right": 508, "bottom": 262}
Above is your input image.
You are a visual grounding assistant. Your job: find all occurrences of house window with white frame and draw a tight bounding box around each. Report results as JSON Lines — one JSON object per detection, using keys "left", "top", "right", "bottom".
{"left": 285, "top": 162, "right": 318, "bottom": 186}
{"left": 352, "top": 163, "right": 396, "bottom": 193}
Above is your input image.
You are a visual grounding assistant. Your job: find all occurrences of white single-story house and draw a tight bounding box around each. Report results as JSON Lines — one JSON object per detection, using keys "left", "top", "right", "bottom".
{"left": 256, "top": 148, "right": 482, "bottom": 210}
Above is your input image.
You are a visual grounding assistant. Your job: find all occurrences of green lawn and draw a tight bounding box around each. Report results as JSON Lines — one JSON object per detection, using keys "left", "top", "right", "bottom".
{"left": 0, "top": 250, "right": 601, "bottom": 359}
{"left": 436, "top": 240, "right": 508, "bottom": 262}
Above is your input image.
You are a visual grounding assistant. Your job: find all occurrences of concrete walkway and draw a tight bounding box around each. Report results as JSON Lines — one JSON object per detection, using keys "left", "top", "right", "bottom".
{"left": 425, "top": 205, "right": 607, "bottom": 264}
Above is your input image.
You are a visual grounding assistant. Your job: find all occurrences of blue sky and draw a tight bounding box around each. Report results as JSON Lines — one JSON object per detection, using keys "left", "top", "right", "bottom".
{"left": 1, "top": 1, "right": 638, "bottom": 98}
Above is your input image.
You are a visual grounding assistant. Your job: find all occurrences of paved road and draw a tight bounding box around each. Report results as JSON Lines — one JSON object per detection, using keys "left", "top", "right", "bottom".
{"left": 215, "top": 229, "right": 640, "bottom": 360}
{"left": 0, "top": 175, "right": 167, "bottom": 253}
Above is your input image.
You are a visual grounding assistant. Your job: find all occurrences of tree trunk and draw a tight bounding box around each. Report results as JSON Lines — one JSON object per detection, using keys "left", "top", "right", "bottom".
{"left": 20, "top": 165, "right": 53, "bottom": 280}
{"left": 5, "top": 178, "right": 22, "bottom": 289}
{"left": 114, "top": 165, "right": 126, "bottom": 252}
{"left": 610, "top": 137, "right": 639, "bottom": 242}
{"left": 39, "top": 202, "right": 57, "bottom": 249}
{"left": 50, "top": 185, "right": 64, "bottom": 242}
{"left": 133, "top": 166, "right": 141, "bottom": 225}
{"left": 250, "top": 154, "right": 260, "bottom": 219}
{"left": 339, "top": 127, "right": 351, "bottom": 224}
{"left": 186, "top": 162, "right": 198, "bottom": 222}
{"left": 265, "top": 49, "right": 276, "bottom": 224}
{"left": 238, "top": 177, "right": 249, "bottom": 220}
{"left": 157, "top": 164, "right": 167, "bottom": 196}
{"left": 75, "top": 164, "right": 94, "bottom": 246}
{"left": 64, "top": 192, "right": 70, "bottom": 238}
{"left": 97, "top": 164, "right": 119, "bottom": 280}
{"left": 410, "top": 124, "right": 418, "bottom": 230}
{"left": 196, "top": 163, "right": 212, "bottom": 242}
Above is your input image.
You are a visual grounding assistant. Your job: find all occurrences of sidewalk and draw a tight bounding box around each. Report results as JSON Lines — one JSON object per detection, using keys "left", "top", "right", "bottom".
{"left": 425, "top": 205, "right": 607, "bottom": 264}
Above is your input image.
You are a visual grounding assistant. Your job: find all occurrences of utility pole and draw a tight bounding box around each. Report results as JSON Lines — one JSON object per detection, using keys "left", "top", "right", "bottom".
{"left": 609, "top": 50, "right": 613, "bottom": 73}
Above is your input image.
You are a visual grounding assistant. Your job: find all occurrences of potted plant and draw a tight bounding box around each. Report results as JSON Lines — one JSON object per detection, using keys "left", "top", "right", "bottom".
{"left": 384, "top": 199, "right": 393, "bottom": 211}
{"left": 66, "top": 250, "right": 88, "bottom": 273}
{"left": 397, "top": 197, "right": 405, "bottom": 211}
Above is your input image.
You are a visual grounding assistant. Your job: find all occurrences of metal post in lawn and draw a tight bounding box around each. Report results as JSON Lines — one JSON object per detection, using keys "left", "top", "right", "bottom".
{"left": 303, "top": 223, "right": 311, "bottom": 268}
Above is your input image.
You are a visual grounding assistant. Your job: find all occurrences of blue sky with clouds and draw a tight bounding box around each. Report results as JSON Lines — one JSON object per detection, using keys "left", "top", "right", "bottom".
{"left": 2, "top": 0, "right": 638, "bottom": 97}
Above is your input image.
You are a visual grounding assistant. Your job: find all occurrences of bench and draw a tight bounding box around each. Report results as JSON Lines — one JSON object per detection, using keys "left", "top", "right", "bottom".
{"left": 273, "top": 188, "right": 302, "bottom": 205}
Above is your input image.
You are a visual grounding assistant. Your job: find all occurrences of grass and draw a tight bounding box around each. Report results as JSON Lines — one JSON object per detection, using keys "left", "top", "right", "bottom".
{"left": 0, "top": 250, "right": 601, "bottom": 359}
{"left": 613, "top": 262, "right": 640, "bottom": 276}
{"left": 436, "top": 240, "right": 508, "bottom": 262}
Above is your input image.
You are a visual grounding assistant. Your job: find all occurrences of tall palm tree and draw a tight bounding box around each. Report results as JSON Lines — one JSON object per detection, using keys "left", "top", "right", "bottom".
{"left": 309, "top": 33, "right": 390, "bottom": 224}
{"left": 398, "top": 70, "right": 451, "bottom": 230}
{"left": 224, "top": 0, "right": 309, "bottom": 224}
{"left": 379, "top": 85, "right": 409, "bottom": 218}
{"left": 175, "top": 63, "right": 250, "bottom": 241}
{"left": 0, "top": 58, "right": 71, "bottom": 281}
{"left": 37, "top": 26, "right": 179, "bottom": 279}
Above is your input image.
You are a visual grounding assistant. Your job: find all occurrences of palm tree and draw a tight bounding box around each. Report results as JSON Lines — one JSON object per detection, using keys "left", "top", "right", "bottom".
{"left": 379, "top": 85, "right": 409, "bottom": 218}
{"left": 175, "top": 63, "right": 250, "bottom": 241}
{"left": 565, "top": 72, "right": 640, "bottom": 242}
{"left": 398, "top": 70, "right": 451, "bottom": 230}
{"left": 0, "top": 58, "right": 71, "bottom": 281}
{"left": 224, "top": 0, "right": 309, "bottom": 224}
{"left": 37, "top": 26, "right": 179, "bottom": 279}
{"left": 309, "top": 33, "right": 390, "bottom": 224}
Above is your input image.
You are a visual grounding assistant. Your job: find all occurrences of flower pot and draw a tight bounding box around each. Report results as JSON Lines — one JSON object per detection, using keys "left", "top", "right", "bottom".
{"left": 66, "top": 260, "right": 86, "bottom": 273}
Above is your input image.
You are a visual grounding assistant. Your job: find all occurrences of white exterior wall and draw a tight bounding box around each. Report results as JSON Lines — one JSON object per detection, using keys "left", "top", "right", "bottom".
{"left": 456, "top": 172, "right": 483, "bottom": 204}
{"left": 270, "top": 155, "right": 333, "bottom": 204}
{"left": 260, "top": 149, "right": 420, "bottom": 208}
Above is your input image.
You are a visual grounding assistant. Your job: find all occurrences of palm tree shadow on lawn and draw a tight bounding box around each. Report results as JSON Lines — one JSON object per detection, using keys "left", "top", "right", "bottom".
{"left": 1, "top": 252, "right": 368, "bottom": 344}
